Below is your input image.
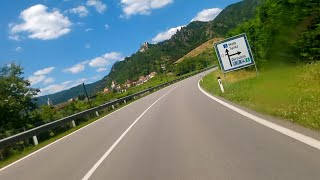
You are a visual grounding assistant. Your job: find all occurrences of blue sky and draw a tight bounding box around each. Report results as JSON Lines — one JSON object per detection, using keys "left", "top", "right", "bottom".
{"left": 0, "top": 0, "right": 239, "bottom": 96}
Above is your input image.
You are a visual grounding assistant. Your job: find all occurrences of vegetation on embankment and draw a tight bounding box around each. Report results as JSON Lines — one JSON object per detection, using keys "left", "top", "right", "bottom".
{"left": 200, "top": 62, "right": 320, "bottom": 129}
{"left": 175, "top": 38, "right": 222, "bottom": 63}
{"left": 200, "top": 0, "right": 320, "bottom": 130}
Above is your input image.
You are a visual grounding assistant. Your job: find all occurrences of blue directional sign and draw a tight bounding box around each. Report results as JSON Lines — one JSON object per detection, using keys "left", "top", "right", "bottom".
{"left": 214, "top": 34, "right": 255, "bottom": 73}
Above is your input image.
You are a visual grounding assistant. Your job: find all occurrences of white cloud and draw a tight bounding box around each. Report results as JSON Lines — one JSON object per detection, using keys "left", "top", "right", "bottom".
{"left": 15, "top": 46, "right": 22, "bottom": 52}
{"left": 89, "top": 52, "right": 123, "bottom": 67}
{"left": 85, "top": 28, "right": 93, "bottom": 32}
{"left": 39, "top": 84, "right": 64, "bottom": 96}
{"left": 96, "top": 67, "right": 107, "bottom": 72}
{"left": 120, "top": 0, "right": 173, "bottom": 17}
{"left": 191, "top": 8, "right": 222, "bottom": 22}
{"left": 151, "top": 7, "right": 222, "bottom": 43}
{"left": 86, "top": 0, "right": 107, "bottom": 14}
{"left": 64, "top": 61, "right": 88, "bottom": 74}
{"left": 38, "top": 77, "right": 95, "bottom": 96}
{"left": 104, "top": 24, "right": 110, "bottom": 30}
{"left": 104, "top": 52, "right": 123, "bottom": 61}
{"left": 68, "top": 5, "right": 89, "bottom": 17}
{"left": 62, "top": 80, "right": 73, "bottom": 85}
{"left": 38, "top": 80, "right": 76, "bottom": 96}
{"left": 10, "top": 4, "right": 72, "bottom": 40}
{"left": 9, "top": 35, "right": 21, "bottom": 41}
{"left": 28, "top": 67, "right": 55, "bottom": 85}
{"left": 152, "top": 25, "right": 184, "bottom": 43}
{"left": 28, "top": 75, "right": 46, "bottom": 85}
{"left": 43, "top": 77, "right": 55, "bottom": 85}
{"left": 89, "top": 57, "right": 108, "bottom": 67}
{"left": 34, "top": 67, "right": 55, "bottom": 76}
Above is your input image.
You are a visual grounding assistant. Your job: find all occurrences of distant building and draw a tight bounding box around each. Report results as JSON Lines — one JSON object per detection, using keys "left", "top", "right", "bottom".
{"left": 139, "top": 42, "right": 149, "bottom": 52}
{"left": 47, "top": 98, "right": 53, "bottom": 106}
{"left": 103, "top": 87, "right": 110, "bottom": 93}
{"left": 149, "top": 71, "right": 156, "bottom": 78}
{"left": 137, "top": 76, "right": 146, "bottom": 85}
{"left": 115, "top": 84, "right": 122, "bottom": 92}
{"left": 68, "top": 98, "right": 75, "bottom": 102}
{"left": 124, "top": 80, "right": 133, "bottom": 88}
{"left": 111, "top": 81, "right": 116, "bottom": 89}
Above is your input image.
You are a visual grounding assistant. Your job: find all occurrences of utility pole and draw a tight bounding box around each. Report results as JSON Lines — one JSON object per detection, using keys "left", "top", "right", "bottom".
{"left": 82, "top": 83, "right": 92, "bottom": 108}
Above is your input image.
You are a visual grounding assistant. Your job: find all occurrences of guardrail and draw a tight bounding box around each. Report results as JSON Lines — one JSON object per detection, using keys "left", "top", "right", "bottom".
{"left": 0, "top": 66, "right": 215, "bottom": 149}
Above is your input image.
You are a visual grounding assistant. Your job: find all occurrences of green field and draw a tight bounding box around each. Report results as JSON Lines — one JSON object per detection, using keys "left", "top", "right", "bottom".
{"left": 200, "top": 62, "right": 320, "bottom": 129}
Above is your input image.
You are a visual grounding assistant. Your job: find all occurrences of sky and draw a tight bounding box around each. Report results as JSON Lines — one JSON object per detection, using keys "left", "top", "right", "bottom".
{"left": 0, "top": 0, "right": 239, "bottom": 96}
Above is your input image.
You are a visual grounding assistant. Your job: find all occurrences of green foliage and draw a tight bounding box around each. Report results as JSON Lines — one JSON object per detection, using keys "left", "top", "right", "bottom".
{"left": 295, "top": 17, "right": 320, "bottom": 63}
{"left": 37, "top": 105, "right": 61, "bottom": 123}
{"left": 77, "top": 94, "right": 86, "bottom": 101}
{"left": 175, "top": 57, "right": 212, "bottom": 76}
{"left": 0, "top": 63, "right": 40, "bottom": 130}
{"left": 228, "top": 0, "right": 320, "bottom": 64}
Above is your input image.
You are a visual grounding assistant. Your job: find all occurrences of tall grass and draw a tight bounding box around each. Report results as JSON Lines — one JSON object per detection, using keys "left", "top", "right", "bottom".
{"left": 200, "top": 62, "right": 320, "bottom": 129}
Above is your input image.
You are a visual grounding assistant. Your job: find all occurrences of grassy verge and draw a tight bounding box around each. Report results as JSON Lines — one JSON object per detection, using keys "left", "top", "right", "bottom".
{"left": 200, "top": 62, "right": 320, "bottom": 130}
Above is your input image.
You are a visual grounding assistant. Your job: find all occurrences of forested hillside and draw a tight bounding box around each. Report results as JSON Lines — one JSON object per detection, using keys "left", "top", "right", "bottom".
{"left": 37, "top": 0, "right": 260, "bottom": 105}
{"left": 103, "top": 0, "right": 259, "bottom": 86}
{"left": 228, "top": 0, "right": 320, "bottom": 64}
{"left": 200, "top": 0, "right": 320, "bottom": 130}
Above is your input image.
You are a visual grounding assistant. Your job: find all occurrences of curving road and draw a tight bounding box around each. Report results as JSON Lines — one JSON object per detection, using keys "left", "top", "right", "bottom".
{"left": 1, "top": 71, "right": 320, "bottom": 180}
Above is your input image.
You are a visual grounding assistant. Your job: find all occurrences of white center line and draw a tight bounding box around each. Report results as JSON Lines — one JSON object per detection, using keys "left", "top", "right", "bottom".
{"left": 82, "top": 85, "right": 179, "bottom": 180}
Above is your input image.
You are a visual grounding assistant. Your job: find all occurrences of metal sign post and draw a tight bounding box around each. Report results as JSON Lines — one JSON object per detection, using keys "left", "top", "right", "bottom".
{"left": 82, "top": 83, "right": 92, "bottom": 108}
{"left": 214, "top": 33, "right": 259, "bottom": 78}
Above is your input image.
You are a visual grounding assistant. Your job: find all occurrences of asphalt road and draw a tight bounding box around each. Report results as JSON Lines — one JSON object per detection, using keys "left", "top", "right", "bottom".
{"left": 1, "top": 72, "right": 320, "bottom": 180}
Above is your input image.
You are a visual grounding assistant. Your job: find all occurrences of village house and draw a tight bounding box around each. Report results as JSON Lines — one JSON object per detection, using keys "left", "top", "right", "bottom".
{"left": 139, "top": 42, "right": 149, "bottom": 53}
{"left": 124, "top": 80, "right": 133, "bottom": 88}
{"left": 111, "top": 81, "right": 116, "bottom": 90}
{"left": 103, "top": 87, "right": 110, "bottom": 94}
{"left": 137, "top": 76, "right": 146, "bottom": 85}
{"left": 149, "top": 71, "right": 156, "bottom": 78}
{"left": 115, "top": 84, "right": 122, "bottom": 92}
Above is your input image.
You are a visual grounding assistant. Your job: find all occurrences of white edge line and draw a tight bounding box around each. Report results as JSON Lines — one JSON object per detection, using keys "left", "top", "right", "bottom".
{"left": 0, "top": 85, "right": 174, "bottom": 172}
{"left": 197, "top": 80, "right": 320, "bottom": 150}
{"left": 82, "top": 85, "right": 179, "bottom": 180}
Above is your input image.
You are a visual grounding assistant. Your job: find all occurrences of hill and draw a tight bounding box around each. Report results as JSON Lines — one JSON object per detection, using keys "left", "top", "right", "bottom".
{"left": 36, "top": 0, "right": 260, "bottom": 105}
{"left": 175, "top": 38, "right": 223, "bottom": 63}
{"left": 104, "top": 0, "right": 259, "bottom": 85}
{"left": 36, "top": 81, "right": 99, "bottom": 105}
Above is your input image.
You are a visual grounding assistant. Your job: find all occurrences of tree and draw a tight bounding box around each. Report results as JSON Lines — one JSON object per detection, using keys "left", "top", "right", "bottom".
{"left": 38, "top": 105, "right": 60, "bottom": 123}
{"left": 77, "top": 94, "right": 86, "bottom": 101}
{"left": 0, "top": 63, "right": 40, "bottom": 130}
{"left": 228, "top": 0, "right": 320, "bottom": 64}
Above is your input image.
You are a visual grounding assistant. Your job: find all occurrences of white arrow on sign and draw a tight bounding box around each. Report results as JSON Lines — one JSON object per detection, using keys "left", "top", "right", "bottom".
{"left": 214, "top": 34, "right": 255, "bottom": 72}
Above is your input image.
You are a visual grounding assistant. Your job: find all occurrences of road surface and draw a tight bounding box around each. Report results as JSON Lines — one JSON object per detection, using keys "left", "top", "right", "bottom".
{"left": 1, "top": 71, "right": 320, "bottom": 180}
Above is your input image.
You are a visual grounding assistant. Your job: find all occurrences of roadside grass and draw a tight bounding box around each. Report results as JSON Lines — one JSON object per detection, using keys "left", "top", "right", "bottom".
{"left": 200, "top": 62, "right": 320, "bottom": 130}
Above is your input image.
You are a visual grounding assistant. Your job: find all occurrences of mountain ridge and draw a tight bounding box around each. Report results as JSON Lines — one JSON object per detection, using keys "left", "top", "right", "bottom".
{"left": 36, "top": 0, "right": 260, "bottom": 105}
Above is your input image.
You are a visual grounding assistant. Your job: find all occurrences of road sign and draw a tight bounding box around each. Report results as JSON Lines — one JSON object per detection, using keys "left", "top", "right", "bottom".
{"left": 214, "top": 34, "right": 255, "bottom": 73}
